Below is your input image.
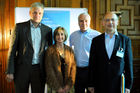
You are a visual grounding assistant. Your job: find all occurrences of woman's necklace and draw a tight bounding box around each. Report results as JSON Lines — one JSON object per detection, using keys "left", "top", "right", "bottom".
{"left": 56, "top": 44, "right": 64, "bottom": 58}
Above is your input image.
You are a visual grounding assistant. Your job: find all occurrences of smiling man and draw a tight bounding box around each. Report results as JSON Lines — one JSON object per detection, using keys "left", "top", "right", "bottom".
{"left": 70, "top": 13, "right": 101, "bottom": 93}
{"left": 88, "top": 12, "right": 133, "bottom": 93}
{"left": 6, "top": 2, "right": 52, "bottom": 93}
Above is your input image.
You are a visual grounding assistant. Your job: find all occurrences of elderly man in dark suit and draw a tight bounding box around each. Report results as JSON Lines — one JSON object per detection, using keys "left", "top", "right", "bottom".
{"left": 88, "top": 12, "right": 133, "bottom": 93}
{"left": 5, "top": 2, "right": 52, "bottom": 93}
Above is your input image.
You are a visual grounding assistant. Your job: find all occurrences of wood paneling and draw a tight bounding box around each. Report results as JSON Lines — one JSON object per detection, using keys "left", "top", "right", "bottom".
{"left": 81, "top": 0, "right": 96, "bottom": 29}
{"left": 1, "top": 51, "right": 15, "bottom": 93}
{"left": 0, "top": 0, "right": 15, "bottom": 93}
{"left": 58, "top": 0, "right": 72, "bottom": 7}
{"left": 44, "top": 0, "right": 72, "bottom": 7}
{"left": 16, "top": 0, "right": 41, "bottom": 7}
{"left": 0, "top": 0, "right": 3, "bottom": 91}
{"left": 132, "top": 58, "right": 140, "bottom": 93}
{"left": 0, "top": 52, "right": 2, "bottom": 92}
{"left": 72, "top": 0, "right": 81, "bottom": 8}
{"left": 0, "top": 0, "right": 3, "bottom": 50}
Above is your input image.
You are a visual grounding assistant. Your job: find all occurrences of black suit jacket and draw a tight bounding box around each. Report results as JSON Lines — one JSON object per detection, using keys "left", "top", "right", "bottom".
{"left": 7, "top": 20, "right": 52, "bottom": 78}
{"left": 88, "top": 33, "right": 133, "bottom": 93}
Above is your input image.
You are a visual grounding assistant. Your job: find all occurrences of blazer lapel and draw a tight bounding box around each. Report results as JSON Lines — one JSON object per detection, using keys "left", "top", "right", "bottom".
{"left": 110, "top": 34, "right": 120, "bottom": 59}
{"left": 39, "top": 25, "right": 46, "bottom": 53}
{"left": 102, "top": 33, "right": 110, "bottom": 60}
{"left": 103, "top": 33, "right": 120, "bottom": 61}
{"left": 25, "top": 21, "right": 33, "bottom": 48}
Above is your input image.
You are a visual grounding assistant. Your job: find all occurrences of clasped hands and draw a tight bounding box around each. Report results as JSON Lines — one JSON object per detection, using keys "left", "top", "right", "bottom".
{"left": 57, "top": 85, "right": 70, "bottom": 93}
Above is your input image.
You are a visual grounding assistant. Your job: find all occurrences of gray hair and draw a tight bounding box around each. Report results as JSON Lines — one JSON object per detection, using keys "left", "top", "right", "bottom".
{"left": 78, "top": 13, "right": 91, "bottom": 21}
{"left": 30, "top": 2, "right": 44, "bottom": 10}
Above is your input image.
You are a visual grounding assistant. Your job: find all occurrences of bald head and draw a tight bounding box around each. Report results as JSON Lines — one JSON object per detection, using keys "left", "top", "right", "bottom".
{"left": 103, "top": 12, "right": 119, "bottom": 21}
{"left": 103, "top": 12, "right": 119, "bottom": 34}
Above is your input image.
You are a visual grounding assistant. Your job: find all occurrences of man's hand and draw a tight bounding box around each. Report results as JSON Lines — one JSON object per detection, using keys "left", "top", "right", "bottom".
{"left": 88, "top": 87, "right": 95, "bottom": 93}
{"left": 125, "top": 88, "right": 130, "bottom": 93}
{"left": 6, "top": 74, "right": 14, "bottom": 82}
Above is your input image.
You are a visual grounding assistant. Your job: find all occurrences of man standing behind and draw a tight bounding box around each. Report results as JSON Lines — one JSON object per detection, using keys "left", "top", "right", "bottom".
{"left": 6, "top": 2, "right": 52, "bottom": 93}
{"left": 88, "top": 12, "right": 133, "bottom": 93}
{"left": 69, "top": 13, "right": 100, "bottom": 93}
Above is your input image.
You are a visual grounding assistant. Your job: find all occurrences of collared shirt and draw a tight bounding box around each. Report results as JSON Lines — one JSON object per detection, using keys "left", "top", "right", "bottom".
{"left": 70, "top": 28, "right": 101, "bottom": 67}
{"left": 30, "top": 21, "right": 41, "bottom": 65}
{"left": 105, "top": 31, "right": 118, "bottom": 59}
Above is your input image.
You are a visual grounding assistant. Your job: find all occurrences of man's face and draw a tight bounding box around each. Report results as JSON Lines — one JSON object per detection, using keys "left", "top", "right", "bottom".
{"left": 29, "top": 7, "right": 44, "bottom": 23}
{"left": 103, "top": 13, "right": 118, "bottom": 33}
{"left": 78, "top": 14, "right": 90, "bottom": 32}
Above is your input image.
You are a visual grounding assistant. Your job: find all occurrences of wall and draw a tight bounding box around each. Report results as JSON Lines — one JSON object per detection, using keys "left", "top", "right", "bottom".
{"left": 0, "top": 0, "right": 15, "bottom": 93}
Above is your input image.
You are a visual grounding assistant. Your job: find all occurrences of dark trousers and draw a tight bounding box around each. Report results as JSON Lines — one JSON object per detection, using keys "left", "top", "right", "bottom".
{"left": 14, "top": 64, "right": 45, "bottom": 93}
{"left": 75, "top": 67, "right": 90, "bottom": 93}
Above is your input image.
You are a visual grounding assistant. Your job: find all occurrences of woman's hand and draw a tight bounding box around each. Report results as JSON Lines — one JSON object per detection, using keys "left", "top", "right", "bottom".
{"left": 57, "top": 88, "right": 65, "bottom": 93}
{"left": 64, "top": 85, "right": 70, "bottom": 93}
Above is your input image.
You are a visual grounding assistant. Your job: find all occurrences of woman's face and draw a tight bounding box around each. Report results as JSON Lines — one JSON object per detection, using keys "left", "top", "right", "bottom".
{"left": 55, "top": 29, "right": 65, "bottom": 43}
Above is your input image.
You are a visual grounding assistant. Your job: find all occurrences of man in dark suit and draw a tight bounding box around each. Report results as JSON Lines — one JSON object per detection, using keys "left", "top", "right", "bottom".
{"left": 5, "top": 2, "right": 52, "bottom": 93}
{"left": 88, "top": 12, "right": 133, "bottom": 93}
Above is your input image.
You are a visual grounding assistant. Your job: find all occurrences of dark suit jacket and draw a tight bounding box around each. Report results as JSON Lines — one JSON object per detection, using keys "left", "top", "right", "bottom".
{"left": 88, "top": 33, "right": 133, "bottom": 93}
{"left": 7, "top": 20, "right": 52, "bottom": 78}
